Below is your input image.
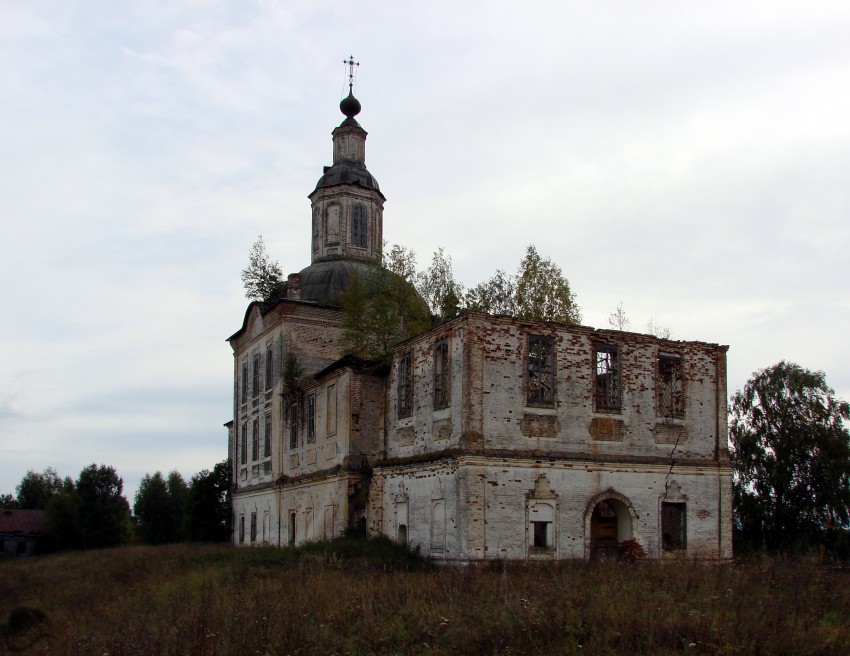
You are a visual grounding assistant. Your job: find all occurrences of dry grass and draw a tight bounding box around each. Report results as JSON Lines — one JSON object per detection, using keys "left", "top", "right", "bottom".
{"left": 1, "top": 540, "right": 848, "bottom": 655}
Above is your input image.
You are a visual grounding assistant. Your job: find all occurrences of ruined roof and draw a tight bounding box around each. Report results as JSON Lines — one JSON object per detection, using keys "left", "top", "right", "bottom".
{"left": 311, "top": 161, "right": 384, "bottom": 198}
{"left": 0, "top": 509, "right": 47, "bottom": 536}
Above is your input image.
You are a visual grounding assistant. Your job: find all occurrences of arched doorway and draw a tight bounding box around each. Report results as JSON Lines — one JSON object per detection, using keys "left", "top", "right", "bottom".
{"left": 587, "top": 494, "right": 634, "bottom": 560}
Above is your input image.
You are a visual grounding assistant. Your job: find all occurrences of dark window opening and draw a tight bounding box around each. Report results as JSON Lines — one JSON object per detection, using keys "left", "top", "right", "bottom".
{"left": 263, "top": 414, "right": 271, "bottom": 458}
{"left": 239, "top": 516, "right": 245, "bottom": 543}
{"left": 434, "top": 340, "right": 450, "bottom": 409}
{"left": 250, "top": 512, "right": 257, "bottom": 542}
{"left": 532, "top": 521, "right": 550, "bottom": 549}
{"left": 398, "top": 524, "right": 407, "bottom": 544}
{"left": 265, "top": 347, "right": 274, "bottom": 391}
{"left": 527, "top": 335, "right": 555, "bottom": 406}
{"left": 252, "top": 354, "right": 260, "bottom": 397}
{"left": 662, "top": 502, "right": 687, "bottom": 551}
{"left": 594, "top": 346, "right": 621, "bottom": 412}
{"left": 241, "top": 363, "right": 248, "bottom": 403}
{"left": 351, "top": 203, "right": 368, "bottom": 247}
{"left": 398, "top": 352, "right": 413, "bottom": 418}
{"left": 251, "top": 418, "right": 259, "bottom": 461}
{"left": 289, "top": 512, "right": 296, "bottom": 546}
{"left": 658, "top": 356, "right": 685, "bottom": 419}
{"left": 289, "top": 403, "right": 298, "bottom": 449}
{"left": 306, "top": 395, "right": 316, "bottom": 444}
{"left": 240, "top": 423, "right": 248, "bottom": 464}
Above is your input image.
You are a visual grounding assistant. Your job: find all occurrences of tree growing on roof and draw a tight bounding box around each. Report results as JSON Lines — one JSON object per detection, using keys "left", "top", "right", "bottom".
{"left": 241, "top": 235, "right": 285, "bottom": 301}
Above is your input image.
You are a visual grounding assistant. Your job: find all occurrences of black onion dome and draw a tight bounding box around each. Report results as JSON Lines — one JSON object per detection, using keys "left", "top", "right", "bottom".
{"left": 313, "top": 163, "right": 382, "bottom": 195}
{"left": 296, "top": 260, "right": 376, "bottom": 304}
{"left": 340, "top": 93, "right": 361, "bottom": 118}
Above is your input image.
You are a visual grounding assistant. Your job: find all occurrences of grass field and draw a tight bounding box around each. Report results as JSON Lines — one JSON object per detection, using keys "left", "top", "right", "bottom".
{"left": 1, "top": 538, "right": 848, "bottom": 655}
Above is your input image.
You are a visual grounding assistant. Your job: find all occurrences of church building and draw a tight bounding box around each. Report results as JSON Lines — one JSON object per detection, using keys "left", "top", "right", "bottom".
{"left": 227, "top": 75, "right": 733, "bottom": 561}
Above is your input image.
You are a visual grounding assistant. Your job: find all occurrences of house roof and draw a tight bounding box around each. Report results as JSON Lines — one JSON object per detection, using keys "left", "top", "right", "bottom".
{"left": 0, "top": 509, "right": 47, "bottom": 536}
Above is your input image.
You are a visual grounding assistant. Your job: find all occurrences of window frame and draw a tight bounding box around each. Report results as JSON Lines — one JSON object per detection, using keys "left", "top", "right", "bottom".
{"left": 657, "top": 355, "right": 685, "bottom": 419}
{"left": 241, "top": 363, "right": 248, "bottom": 404}
{"left": 594, "top": 344, "right": 621, "bottom": 413}
{"left": 526, "top": 334, "right": 555, "bottom": 407}
{"left": 661, "top": 502, "right": 687, "bottom": 552}
{"left": 251, "top": 418, "right": 259, "bottom": 461}
{"left": 263, "top": 413, "right": 271, "bottom": 458}
{"left": 265, "top": 347, "right": 274, "bottom": 391}
{"left": 289, "top": 402, "right": 299, "bottom": 449}
{"left": 240, "top": 422, "right": 248, "bottom": 465}
{"left": 252, "top": 354, "right": 260, "bottom": 397}
{"left": 433, "top": 339, "right": 450, "bottom": 409}
{"left": 351, "top": 203, "right": 368, "bottom": 248}
{"left": 397, "top": 352, "right": 413, "bottom": 418}
{"left": 306, "top": 394, "right": 316, "bottom": 444}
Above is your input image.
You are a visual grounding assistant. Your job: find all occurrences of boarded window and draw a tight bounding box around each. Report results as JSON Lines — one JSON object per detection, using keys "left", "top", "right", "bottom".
{"left": 252, "top": 354, "right": 260, "bottom": 397}
{"left": 351, "top": 203, "right": 368, "bottom": 247}
{"left": 658, "top": 356, "right": 685, "bottom": 419}
{"left": 263, "top": 414, "right": 271, "bottom": 457}
{"left": 326, "top": 205, "right": 340, "bottom": 244}
{"left": 434, "top": 340, "right": 450, "bottom": 409}
{"left": 265, "top": 347, "right": 274, "bottom": 391}
{"left": 398, "top": 352, "right": 413, "bottom": 418}
{"left": 662, "top": 502, "right": 687, "bottom": 551}
{"left": 306, "top": 395, "right": 316, "bottom": 444}
{"left": 594, "top": 345, "right": 621, "bottom": 412}
{"left": 289, "top": 403, "right": 298, "bottom": 449}
{"left": 527, "top": 335, "right": 555, "bottom": 406}
{"left": 251, "top": 418, "right": 259, "bottom": 461}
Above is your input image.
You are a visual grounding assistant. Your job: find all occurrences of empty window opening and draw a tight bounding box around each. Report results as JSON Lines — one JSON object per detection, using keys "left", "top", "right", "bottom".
{"left": 252, "top": 354, "right": 260, "bottom": 397}
{"left": 251, "top": 418, "right": 259, "bottom": 461}
{"left": 239, "top": 516, "right": 245, "bottom": 543}
{"left": 397, "top": 524, "right": 408, "bottom": 545}
{"left": 240, "top": 423, "right": 248, "bottom": 465}
{"left": 250, "top": 512, "right": 257, "bottom": 542}
{"left": 306, "top": 395, "right": 316, "bottom": 444}
{"left": 241, "top": 363, "right": 248, "bottom": 403}
{"left": 527, "top": 335, "right": 555, "bottom": 406}
{"left": 351, "top": 203, "right": 368, "bottom": 247}
{"left": 398, "top": 352, "right": 413, "bottom": 418}
{"left": 658, "top": 356, "right": 685, "bottom": 419}
{"left": 594, "top": 346, "right": 621, "bottom": 412}
{"left": 662, "top": 502, "right": 687, "bottom": 552}
{"left": 532, "top": 521, "right": 551, "bottom": 549}
{"left": 263, "top": 414, "right": 271, "bottom": 458}
{"left": 434, "top": 340, "right": 450, "bottom": 409}
{"left": 265, "top": 347, "right": 274, "bottom": 391}
{"left": 289, "top": 512, "right": 296, "bottom": 546}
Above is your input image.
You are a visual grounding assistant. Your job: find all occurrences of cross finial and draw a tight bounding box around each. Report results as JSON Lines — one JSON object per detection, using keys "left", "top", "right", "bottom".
{"left": 343, "top": 54, "right": 359, "bottom": 94}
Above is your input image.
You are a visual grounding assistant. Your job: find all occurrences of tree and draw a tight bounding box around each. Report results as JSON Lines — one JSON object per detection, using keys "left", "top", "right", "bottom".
{"left": 515, "top": 245, "right": 581, "bottom": 324}
{"left": 608, "top": 302, "right": 630, "bottom": 331}
{"left": 0, "top": 493, "right": 19, "bottom": 509}
{"left": 187, "top": 460, "right": 232, "bottom": 542}
{"left": 730, "top": 361, "right": 850, "bottom": 553}
{"left": 340, "top": 249, "right": 431, "bottom": 362}
{"left": 74, "top": 464, "right": 131, "bottom": 549}
{"left": 464, "top": 269, "right": 518, "bottom": 316}
{"left": 646, "top": 318, "right": 672, "bottom": 340}
{"left": 133, "top": 470, "right": 188, "bottom": 544}
{"left": 416, "top": 248, "right": 464, "bottom": 320}
{"left": 16, "top": 467, "right": 68, "bottom": 510}
{"left": 241, "top": 235, "right": 284, "bottom": 301}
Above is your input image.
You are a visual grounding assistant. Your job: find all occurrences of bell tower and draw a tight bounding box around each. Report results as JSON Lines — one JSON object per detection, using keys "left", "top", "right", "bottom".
{"left": 308, "top": 56, "right": 385, "bottom": 266}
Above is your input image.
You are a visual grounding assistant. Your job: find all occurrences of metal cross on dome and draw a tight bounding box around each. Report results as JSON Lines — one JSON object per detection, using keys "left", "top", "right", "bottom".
{"left": 343, "top": 54, "right": 359, "bottom": 94}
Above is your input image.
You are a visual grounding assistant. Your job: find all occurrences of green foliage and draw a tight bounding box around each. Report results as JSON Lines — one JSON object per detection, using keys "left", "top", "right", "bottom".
{"left": 464, "top": 268, "right": 518, "bottom": 315}
{"left": 416, "top": 247, "right": 464, "bottom": 319}
{"left": 75, "top": 464, "right": 132, "bottom": 549}
{"left": 186, "top": 459, "right": 232, "bottom": 543}
{"left": 340, "top": 264, "right": 431, "bottom": 362}
{"left": 515, "top": 244, "right": 581, "bottom": 324}
{"left": 240, "top": 235, "right": 284, "bottom": 301}
{"left": 134, "top": 471, "right": 188, "bottom": 545}
{"left": 730, "top": 361, "right": 850, "bottom": 554}
{"left": 0, "top": 492, "right": 19, "bottom": 509}
{"left": 15, "top": 467, "right": 69, "bottom": 510}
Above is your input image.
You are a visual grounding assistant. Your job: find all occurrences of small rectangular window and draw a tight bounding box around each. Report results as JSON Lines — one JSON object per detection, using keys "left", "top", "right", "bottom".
{"left": 658, "top": 356, "right": 685, "bottom": 419}
{"left": 527, "top": 335, "right": 555, "bottom": 406}
{"left": 263, "top": 414, "right": 271, "bottom": 457}
{"left": 532, "top": 521, "right": 550, "bottom": 549}
{"left": 240, "top": 423, "right": 248, "bottom": 464}
{"left": 289, "top": 403, "right": 299, "bottom": 449}
{"left": 398, "top": 352, "right": 413, "bottom": 418}
{"left": 594, "top": 345, "right": 621, "bottom": 413}
{"left": 252, "top": 354, "right": 260, "bottom": 397}
{"left": 305, "top": 395, "right": 316, "bottom": 443}
{"left": 434, "top": 340, "right": 450, "bottom": 409}
{"left": 250, "top": 512, "right": 257, "bottom": 542}
{"left": 265, "top": 347, "right": 274, "bottom": 391}
{"left": 251, "top": 418, "right": 259, "bottom": 461}
{"left": 662, "top": 502, "right": 687, "bottom": 551}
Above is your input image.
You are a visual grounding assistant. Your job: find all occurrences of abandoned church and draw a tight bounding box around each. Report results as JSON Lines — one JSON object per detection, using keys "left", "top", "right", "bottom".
{"left": 226, "top": 79, "right": 733, "bottom": 561}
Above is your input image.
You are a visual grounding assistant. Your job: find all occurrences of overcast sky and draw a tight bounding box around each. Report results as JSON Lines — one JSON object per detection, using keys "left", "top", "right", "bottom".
{"left": 2, "top": 1, "right": 849, "bottom": 502}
